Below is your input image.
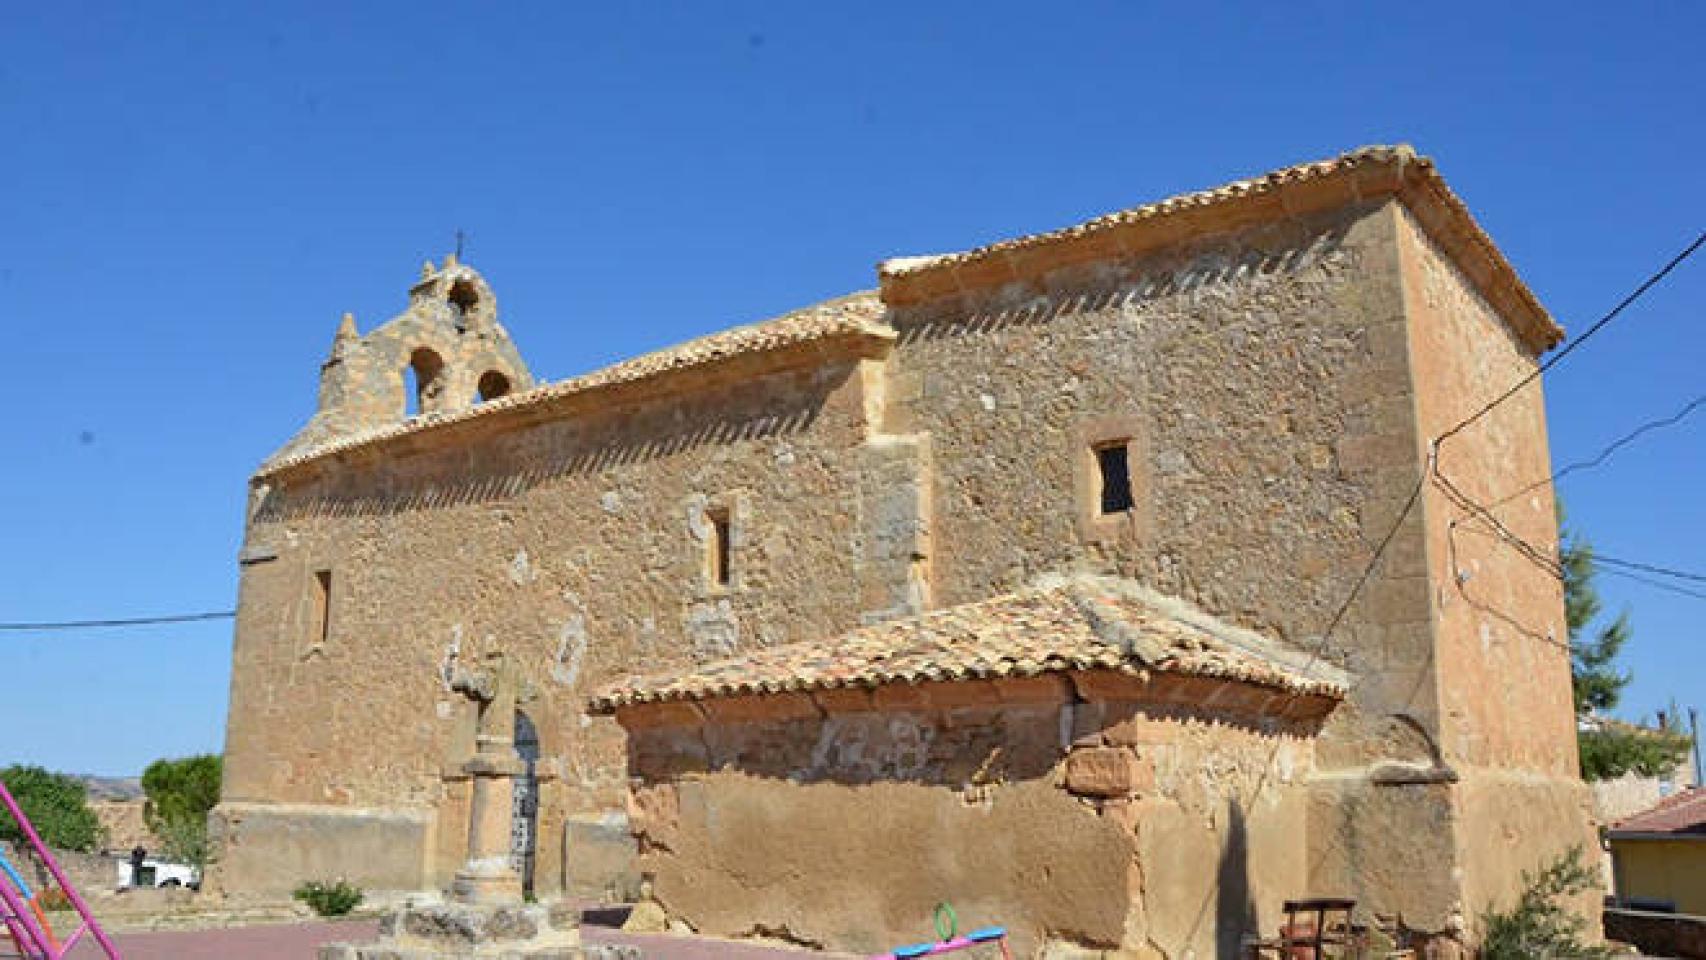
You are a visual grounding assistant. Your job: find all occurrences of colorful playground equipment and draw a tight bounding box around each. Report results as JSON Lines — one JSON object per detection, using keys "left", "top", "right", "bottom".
{"left": 871, "top": 903, "right": 1013, "bottom": 960}
{"left": 0, "top": 780, "right": 120, "bottom": 959}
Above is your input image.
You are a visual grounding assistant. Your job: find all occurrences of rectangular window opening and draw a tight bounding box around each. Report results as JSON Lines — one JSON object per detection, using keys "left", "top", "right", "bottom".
{"left": 1096, "top": 443, "right": 1134, "bottom": 515}
{"left": 312, "top": 569, "right": 333, "bottom": 643}
{"left": 708, "top": 510, "right": 732, "bottom": 588}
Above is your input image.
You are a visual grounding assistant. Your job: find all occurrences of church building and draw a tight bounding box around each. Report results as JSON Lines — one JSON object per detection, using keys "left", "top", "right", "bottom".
{"left": 213, "top": 146, "right": 1593, "bottom": 958}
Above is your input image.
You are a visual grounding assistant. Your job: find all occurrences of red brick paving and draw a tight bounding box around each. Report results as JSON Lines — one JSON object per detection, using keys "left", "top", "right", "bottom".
{"left": 44, "top": 915, "right": 859, "bottom": 959}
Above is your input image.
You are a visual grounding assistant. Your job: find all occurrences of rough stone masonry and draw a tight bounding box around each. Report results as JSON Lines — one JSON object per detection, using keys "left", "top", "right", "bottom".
{"left": 211, "top": 145, "right": 1595, "bottom": 957}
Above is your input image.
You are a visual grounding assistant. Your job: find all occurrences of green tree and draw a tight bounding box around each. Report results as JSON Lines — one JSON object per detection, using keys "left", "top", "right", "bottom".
{"left": 140, "top": 754, "right": 222, "bottom": 869}
{"left": 1560, "top": 520, "right": 1630, "bottom": 714}
{"left": 1579, "top": 722, "right": 1694, "bottom": 781}
{"left": 0, "top": 766, "right": 103, "bottom": 853}
{"left": 1562, "top": 514, "right": 1692, "bottom": 781}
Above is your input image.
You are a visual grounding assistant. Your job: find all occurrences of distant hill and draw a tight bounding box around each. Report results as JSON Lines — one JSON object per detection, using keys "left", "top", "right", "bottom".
{"left": 75, "top": 775, "right": 143, "bottom": 802}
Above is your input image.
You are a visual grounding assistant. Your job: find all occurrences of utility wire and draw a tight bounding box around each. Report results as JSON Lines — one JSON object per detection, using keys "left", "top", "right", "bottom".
{"left": 1436, "top": 231, "right": 1704, "bottom": 448}
{"left": 0, "top": 611, "right": 235, "bottom": 632}
{"left": 1600, "top": 568, "right": 1706, "bottom": 603}
{"left": 1454, "top": 523, "right": 1706, "bottom": 599}
{"left": 1309, "top": 233, "right": 1705, "bottom": 658}
{"left": 1591, "top": 553, "right": 1706, "bottom": 585}
{"left": 1486, "top": 392, "right": 1706, "bottom": 511}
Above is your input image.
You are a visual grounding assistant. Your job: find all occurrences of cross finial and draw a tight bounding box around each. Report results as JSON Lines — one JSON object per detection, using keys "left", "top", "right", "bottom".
{"left": 455, "top": 229, "right": 466, "bottom": 262}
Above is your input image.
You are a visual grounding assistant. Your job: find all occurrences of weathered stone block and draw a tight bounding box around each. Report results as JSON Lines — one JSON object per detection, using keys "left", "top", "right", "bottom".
{"left": 1064, "top": 747, "right": 1150, "bottom": 798}
{"left": 562, "top": 813, "right": 638, "bottom": 902}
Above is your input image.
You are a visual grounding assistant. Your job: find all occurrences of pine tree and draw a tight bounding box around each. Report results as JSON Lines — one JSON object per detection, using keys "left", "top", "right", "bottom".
{"left": 1560, "top": 519, "right": 1631, "bottom": 714}
{"left": 1562, "top": 510, "right": 1692, "bottom": 781}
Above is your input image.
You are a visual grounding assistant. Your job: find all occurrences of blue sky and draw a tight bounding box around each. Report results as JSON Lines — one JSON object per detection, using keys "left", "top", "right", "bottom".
{"left": 2, "top": 3, "right": 1701, "bottom": 775}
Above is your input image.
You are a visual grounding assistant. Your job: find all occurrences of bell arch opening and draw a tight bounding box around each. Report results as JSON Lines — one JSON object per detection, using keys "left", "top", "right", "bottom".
{"left": 405, "top": 348, "right": 446, "bottom": 417}
{"left": 448, "top": 279, "right": 480, "bottom": 317}
{"left": 477, "top": 370, "right": 512, "bottom": 403}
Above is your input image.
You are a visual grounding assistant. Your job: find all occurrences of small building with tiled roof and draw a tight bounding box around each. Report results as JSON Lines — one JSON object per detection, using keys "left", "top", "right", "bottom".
{"left": 214, "top": 145, "right": 1593, "bottom": 957}
{"left": 593, "top": 578, "right": 1350, "bottom": 956}
{"left": 1608, "top": 787, "right": 1706, "bottom": 915}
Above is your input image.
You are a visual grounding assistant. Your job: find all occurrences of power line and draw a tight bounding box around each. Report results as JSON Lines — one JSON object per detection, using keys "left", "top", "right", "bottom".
{"left": 1486, "top": 392, "right": 1706, "bottom": 511}
{"left": 1453, "top": 522, "right": 1706, "bottom": 597}
{"left": 1599, "top": 567, "right": 1706, "bottom": 603}
{"left": 1436, "top": 231, "right": 1704, "bottom": 448}
{"left": 0, "top": 611, "right": 235, "bottom": 632}
{"left": 1591, "top": 553, "right": 1706, "bottom": 585}
{"left": 1278, "top": 234, "right": 1703, "bottom": 665}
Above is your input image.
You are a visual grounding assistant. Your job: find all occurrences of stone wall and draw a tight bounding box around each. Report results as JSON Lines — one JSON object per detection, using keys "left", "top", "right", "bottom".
{"left": 217, "top": 345, "right": 892, "bottom": 898}
{"left": 1604, "top": 907, "right": 1706, "bottom": 959}
{"left": 1394, "top": 204, "right": 1598, "bottom": 935}
{"left": 209, "top": 802, "right": 428, "bottom": 901}
{"left": 1, "top": 840, "right": 118, "bottom": 898}
{"left": 619, "top": 671, "right": 1324, "bottom": 959}
{"left": 1595, "top": 765, "right": 1698, "bottom": 826}
{"left": 885, "top": 202, "right": 1476, "bottom": 933}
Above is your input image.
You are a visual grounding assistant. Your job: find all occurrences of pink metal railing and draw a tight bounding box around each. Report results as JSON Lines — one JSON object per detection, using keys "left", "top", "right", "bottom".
{"left": 0, "top": 779, "right": 120, "bottom": 958}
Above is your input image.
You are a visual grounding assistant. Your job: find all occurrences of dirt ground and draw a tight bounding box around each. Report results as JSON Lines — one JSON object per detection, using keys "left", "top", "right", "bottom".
{"left": 42, "top": 914, "right": 859, "bottom": 959}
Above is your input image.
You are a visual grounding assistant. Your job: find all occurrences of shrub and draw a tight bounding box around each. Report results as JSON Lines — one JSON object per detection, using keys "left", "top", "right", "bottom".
{"left": 36, "top": 887, "right": 71, "bottom": 912}
{"left": 1578, "top": 725, "right": 1693, "bottom": 782}
{"left": 1480, "top": 845, "right": 1611, "bottom": 960}
{"left": 293, "top": 879, "right": 363, "bottom": 917}
{"left": 0, "top": 766, "right": 102, "bottom": 853}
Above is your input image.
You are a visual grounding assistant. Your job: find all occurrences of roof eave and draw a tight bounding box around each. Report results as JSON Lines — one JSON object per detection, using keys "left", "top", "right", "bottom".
{"left": 252, "top": 320, "right": 895, "bottom": 485}
{"left": 876, "top": 146, "right": 1562, "bottom": 356}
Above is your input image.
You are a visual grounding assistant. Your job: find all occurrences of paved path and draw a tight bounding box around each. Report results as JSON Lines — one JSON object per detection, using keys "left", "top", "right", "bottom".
{"left": 45, "top": 915, "right": 856, "bottom": 959}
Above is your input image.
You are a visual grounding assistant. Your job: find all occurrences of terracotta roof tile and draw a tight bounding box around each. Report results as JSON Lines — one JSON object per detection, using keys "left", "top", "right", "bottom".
{"left": 1611, "top": 787, "right": 1706, "bottom": 836}
{"left": 256, "top": 292, "right": 891, "bottom": 478}
{"left": 589, "top": 577, "right": 1348, "bottom": 713}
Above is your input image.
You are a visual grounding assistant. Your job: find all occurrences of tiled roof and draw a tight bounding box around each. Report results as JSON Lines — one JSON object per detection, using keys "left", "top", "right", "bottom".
{"left": 877, "top": 145, "right": 1563, "bottom": 354}
{"left": 256, "top": 292, "right": 891, "bottom": 478}
{"left": 1611, "top": 787, "right": 1706, "bottom": 837}
{"left": 589, "top": 576, "right": 1348, "bottom": 713}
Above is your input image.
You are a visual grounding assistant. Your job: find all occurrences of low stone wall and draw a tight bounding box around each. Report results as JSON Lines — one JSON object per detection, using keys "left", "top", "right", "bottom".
{"left": 207, "top": 802, "right": 430, "bottom": 903}
{"left": 1, "top": 840, "right": 119, "bottom": 897}
{"left": 617, "top": 669, "right": 1329, "bottom": 958}
{"left": 1604, "top": 908, "right": 1706, "bottom": 959}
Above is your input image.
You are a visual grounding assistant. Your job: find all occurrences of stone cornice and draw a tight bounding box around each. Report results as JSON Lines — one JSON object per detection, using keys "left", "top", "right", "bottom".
{"left": 877, "top": 145, "right": 1562, "bottom": 356}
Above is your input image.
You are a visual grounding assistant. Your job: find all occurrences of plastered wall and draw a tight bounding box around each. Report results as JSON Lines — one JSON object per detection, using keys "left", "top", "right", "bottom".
{"left": 620, "top": 673, "right": 1320, "bottom": 959}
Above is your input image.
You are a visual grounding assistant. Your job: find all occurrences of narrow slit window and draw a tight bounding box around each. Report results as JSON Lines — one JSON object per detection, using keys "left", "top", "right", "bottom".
{"left": 312, "top": 569, "right": 333, "bottom": 643}
{"left": 708, "top": 509, "right": 732, "bottom": 588}
{"left": 1096, "top": 443, "right": 1133, "bottom": 515}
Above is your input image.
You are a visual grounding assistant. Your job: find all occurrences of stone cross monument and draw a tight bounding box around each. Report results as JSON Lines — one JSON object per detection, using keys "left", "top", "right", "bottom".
{"left": 320, "top": 650, "right": 607, "bottom": 959}
{"left": 448, "top": 651, "right": 537, "bottom": 905}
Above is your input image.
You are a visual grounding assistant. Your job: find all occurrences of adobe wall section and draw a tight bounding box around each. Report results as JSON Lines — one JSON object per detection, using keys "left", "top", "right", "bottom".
{"left": 618, "top": 672, "right": 1324, "bottom": 959}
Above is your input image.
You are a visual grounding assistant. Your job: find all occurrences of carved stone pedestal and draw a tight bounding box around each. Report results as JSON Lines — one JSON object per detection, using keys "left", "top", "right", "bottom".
{"left": 450, "top": 750, "right": 528, "bottom": 906}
